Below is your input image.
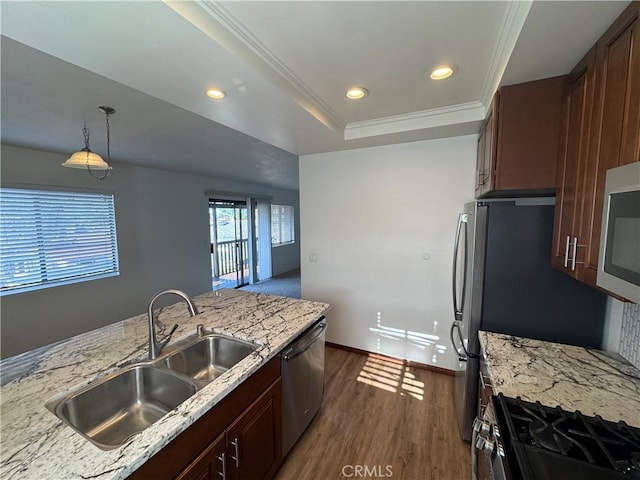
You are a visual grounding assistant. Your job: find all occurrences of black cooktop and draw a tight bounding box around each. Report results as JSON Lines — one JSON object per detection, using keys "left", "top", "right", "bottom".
{"left": 494, "top": 394, "right": 640, "bottom": 480}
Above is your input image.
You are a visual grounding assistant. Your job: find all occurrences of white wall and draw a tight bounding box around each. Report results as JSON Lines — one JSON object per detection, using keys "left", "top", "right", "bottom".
{"left": 300, "top": 136, "right": 477, "bottom": 371}
{"left": 0, "top": 144, "right": 300, "bottom": 358}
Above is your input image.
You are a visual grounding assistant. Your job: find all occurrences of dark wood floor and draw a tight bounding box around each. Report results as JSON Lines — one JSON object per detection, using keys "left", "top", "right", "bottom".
{"left": 275, "top": 346, "right": 471, "bottom": 480}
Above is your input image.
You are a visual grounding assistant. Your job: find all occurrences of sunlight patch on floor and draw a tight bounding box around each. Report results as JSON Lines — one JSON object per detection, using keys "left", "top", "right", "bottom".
{"left": 356, "top": 355, "right": 425, "bottom": 400}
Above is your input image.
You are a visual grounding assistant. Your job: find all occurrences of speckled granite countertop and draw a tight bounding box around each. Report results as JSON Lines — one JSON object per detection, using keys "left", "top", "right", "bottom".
{"left": 0, "top": 290, "right": 329, "bottom": 480}
{"left": 479, "top": 331, "right": 640, "bottom": 427}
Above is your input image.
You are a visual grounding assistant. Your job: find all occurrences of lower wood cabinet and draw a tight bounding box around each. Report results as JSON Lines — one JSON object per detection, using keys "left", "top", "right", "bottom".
{"left": 177, "top": 380, "right": 282, "bottom": 480}
{"left": 128, "top": 357, "right": 282, "bottom": 480}
{"left": 176, "top": 433, "right": 226, "bottom": 480}
{"left": 226, "top": 382, "right": 281, "bottom": 480}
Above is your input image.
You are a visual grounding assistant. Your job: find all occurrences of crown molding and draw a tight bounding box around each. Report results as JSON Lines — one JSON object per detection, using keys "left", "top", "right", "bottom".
{"left": 164, "top": 0, "right": 345, "bottom": 133}
{"left": 479, "top": 0, "right": 533, "bottom": 106}
{"left": 166, "top": 0, "right": 530, "bottom": 142}
{"left": 344, "top": 102, "right": 486, "bottom": 140}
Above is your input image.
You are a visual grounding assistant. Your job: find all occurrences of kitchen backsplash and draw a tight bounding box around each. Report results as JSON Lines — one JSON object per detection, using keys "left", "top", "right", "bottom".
{"left": 620, "top": 302, "right": 640, "bottom": 369}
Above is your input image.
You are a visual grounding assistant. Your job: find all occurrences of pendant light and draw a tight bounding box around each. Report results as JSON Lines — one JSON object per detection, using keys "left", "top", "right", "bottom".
{"left": 63, "top": 106, "right": 115, "bottom": 180}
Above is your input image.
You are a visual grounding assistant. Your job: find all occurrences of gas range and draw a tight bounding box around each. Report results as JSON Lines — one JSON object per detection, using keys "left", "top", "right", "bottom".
{"left": 476, "top": 394, "right": 640, "bottom": 480}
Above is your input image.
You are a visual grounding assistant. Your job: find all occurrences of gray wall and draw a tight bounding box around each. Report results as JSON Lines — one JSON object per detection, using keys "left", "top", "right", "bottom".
{"left": 0, "top": 144, "right": 300, "bottom": 358}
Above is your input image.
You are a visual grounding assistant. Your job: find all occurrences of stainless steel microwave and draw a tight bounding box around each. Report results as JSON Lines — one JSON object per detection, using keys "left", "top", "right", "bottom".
{"left": 597, "top": 162, "right": 640, "bottom": 303}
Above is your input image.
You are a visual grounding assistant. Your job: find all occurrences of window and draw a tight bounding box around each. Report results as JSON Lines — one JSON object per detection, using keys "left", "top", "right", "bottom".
{"left": 0, "top": 187, "right": 119, "bottom": 295}
{"left": 271, "top": 204, "right": 295, "bottom": 246}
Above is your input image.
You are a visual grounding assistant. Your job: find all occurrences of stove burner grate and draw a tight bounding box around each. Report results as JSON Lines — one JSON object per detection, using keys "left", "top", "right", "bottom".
{"left": 497, "top": 394, "right": 640, "bottom": 477}
{"left": 529, "top": 419, "right": 574, "bottom": 454}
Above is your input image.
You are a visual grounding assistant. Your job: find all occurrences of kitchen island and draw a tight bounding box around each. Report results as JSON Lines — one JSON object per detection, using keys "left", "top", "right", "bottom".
{"left": 479, "top": 331, "right": 640, "bottom": 428}
{"left": 0, "top": 289, "right": 329, "bottom": 480}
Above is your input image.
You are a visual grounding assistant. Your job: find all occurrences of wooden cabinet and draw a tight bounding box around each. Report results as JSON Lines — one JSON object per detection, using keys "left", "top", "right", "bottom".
{"left": 552, "top": 2, "right": 639, "bottom": 289}
{"left": 129, "top": 357, "right": 282, "bottom": 480}
{"left": 552, "top": 47, "right": 598, "bottom": 275}
{"left": 475, "top": 76, "right": 565, "bottom": 198}
{"left": 581, "top": 1, "right": 640, "bottom": 287}
{"left": 178, "top": 381, "right": 281, "bottom": 480}
{"left": 475, "top": 132, "right": 485, "bottom": 197}
{"left": 225, "top": 381, "right": 281, "bottom": 480}
{"left": 176, "top": 434, "right": 226, "bottom": 480}
{"left": 475, "top": 95, "right": 498, "bottom": 197}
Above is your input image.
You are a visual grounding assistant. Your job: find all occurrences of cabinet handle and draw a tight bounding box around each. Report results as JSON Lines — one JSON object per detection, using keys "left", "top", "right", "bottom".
{"left": 217, "top": 452, "right": 226, "bottom": 479}
{"left": 230, "top": 437, "right": 240, "bottom": 468}
{"left": 564, "top": 236, "right": 570, "bottom": 268}
{"left": 570, "top": 237, "right": 586, "bottom": 271}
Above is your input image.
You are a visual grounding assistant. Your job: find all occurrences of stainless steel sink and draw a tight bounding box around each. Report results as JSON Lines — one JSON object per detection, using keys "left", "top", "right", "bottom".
{"left": 161, "top": 334, "right": 257, "bottom": 386}
{"left": 46, "top": 365, "right": 198, "bottom": 450}
{"left": 46, "top": 332, "right": 258, "bottom": 450}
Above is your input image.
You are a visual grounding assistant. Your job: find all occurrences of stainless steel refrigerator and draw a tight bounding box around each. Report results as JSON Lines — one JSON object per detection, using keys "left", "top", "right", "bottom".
{"left": 450, "top": 199, "right": 607, "bottom": 441}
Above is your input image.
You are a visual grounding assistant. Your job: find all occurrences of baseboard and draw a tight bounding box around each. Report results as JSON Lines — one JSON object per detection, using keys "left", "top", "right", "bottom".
{"left": 273, "top": 268, "right": 301, "bottom": 278}
{"left": 326, "top": 342, "right": 455, "bottom": 376}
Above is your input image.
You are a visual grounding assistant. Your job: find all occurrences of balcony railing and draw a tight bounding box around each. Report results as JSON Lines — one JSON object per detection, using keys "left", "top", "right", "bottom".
{"left": 213, "top": 239, "right": 249, "bottom": 277}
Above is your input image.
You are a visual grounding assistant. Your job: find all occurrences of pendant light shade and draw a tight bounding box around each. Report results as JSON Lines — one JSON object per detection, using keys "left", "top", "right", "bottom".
{"left": 63, "top": 106, "right": 115, "bottom": 180}
{"left": 62, "top": 149, "right": 112, "bottom": 170}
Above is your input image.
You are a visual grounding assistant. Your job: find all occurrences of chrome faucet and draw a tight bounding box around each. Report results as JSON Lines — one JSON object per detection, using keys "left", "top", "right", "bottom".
{"left": 147, "top": 289, "right": 199, "bottom": 359}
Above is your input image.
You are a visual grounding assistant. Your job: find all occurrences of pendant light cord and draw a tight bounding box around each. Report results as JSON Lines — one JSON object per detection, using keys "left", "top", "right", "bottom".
{"left": 87, "top": 108, "right": 113, "bottom": 181}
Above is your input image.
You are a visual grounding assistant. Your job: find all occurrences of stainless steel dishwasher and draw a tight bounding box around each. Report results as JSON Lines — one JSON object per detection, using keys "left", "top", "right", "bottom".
{"left": 281, "top": 316, "right": 326, "bottom": 456}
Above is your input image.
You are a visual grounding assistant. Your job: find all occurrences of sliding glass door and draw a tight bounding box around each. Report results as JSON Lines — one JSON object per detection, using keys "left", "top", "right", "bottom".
{"left": 210, "top": 200, "right": 249, "bottom": 289}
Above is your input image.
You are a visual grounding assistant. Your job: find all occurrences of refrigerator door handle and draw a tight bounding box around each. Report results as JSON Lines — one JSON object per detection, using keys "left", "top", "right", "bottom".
{"left": 452, "top": 213, "right": 468, "bottom": 322}
{"left": 450, "top": 321, "right": 475, "bottom": 361}
{"left": 450, "top": 321, "right": 479, "bottom": 361}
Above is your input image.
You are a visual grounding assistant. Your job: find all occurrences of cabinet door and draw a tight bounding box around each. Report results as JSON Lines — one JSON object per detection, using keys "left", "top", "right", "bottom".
{"left": 175, "top": 433, "right": 226, "bottom": 480}
{"left": 226, "top": 380, "right": 282, "bottom": 480}
{"left": 475, "top": 131, "right": 486, "bottom": 198}
{"left": 581, "top": 3, "right": 639, "bottom": 286}
{"left": 495, "top": 76, "right": 565, "bottom": 191}
{"left": 478, "top": 98, "right": 497, "bottom": 197}
{"left": 552, "top": 48, "right": 596, "bottom": 274}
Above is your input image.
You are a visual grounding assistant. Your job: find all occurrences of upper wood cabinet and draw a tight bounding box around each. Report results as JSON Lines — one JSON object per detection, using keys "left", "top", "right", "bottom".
{"left": 552, "top": 1, "right": 639, "bottom": 289}
{"left": 475, "top": 76, "right": 565, "bottom": 198}
{"left": 552, "top": 48, "right": 598, "bottom": 276}
{"left": 475, "top": 95, "right": 498, "bottom": 197}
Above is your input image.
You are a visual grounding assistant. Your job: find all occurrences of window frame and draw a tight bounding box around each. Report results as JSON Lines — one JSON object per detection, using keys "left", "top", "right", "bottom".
{"left": 0, "top": 184, "right": 120, "bottom": 296}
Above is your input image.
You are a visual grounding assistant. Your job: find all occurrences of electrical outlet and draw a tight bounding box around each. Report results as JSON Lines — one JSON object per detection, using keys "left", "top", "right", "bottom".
{"left": 308, "top": 252, "right": 319, "bottom": 262}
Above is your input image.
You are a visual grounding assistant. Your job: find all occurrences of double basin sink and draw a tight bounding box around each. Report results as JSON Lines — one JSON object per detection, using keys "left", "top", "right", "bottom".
{"left": 45, "top": 333, "right": 258, "bottom": 450}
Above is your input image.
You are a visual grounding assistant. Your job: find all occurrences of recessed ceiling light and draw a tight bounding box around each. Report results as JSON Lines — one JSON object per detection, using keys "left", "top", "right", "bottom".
{"left": 206, "top": 88, "right": 226, "bottom": 99}
{"left": 430, "top": 65, "right": 457, "bottom": 80}
{"left": 346, "top": 87, "right": 368, "bottom": 100}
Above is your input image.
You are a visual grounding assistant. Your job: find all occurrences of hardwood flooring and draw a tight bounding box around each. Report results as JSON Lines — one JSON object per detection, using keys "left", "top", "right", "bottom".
{"left": 275, "top": 346, "right": 471, "bottom": 480}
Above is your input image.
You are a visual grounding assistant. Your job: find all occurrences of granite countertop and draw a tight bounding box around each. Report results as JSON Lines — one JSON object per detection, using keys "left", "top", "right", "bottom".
{"left": 0, "top": 289, "right": 329, "bottom": 480}
{"left": 479, "top": 331, "right": 640, "bottom": 428}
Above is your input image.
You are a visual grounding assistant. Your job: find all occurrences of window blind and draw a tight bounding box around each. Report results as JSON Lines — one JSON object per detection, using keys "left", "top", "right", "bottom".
{"left": 0, "top": 187, "right": 119, "bottom": 294}
{"left": 271, "top": 205, "right": 294, "bottom": 245}
{"left": 257, "top": 200, "right": 272, "bottom": 280}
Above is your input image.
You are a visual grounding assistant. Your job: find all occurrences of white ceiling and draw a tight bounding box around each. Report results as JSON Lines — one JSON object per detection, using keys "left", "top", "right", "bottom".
{"left": 0, "top": 1, "right": 630, "bottom": 191}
